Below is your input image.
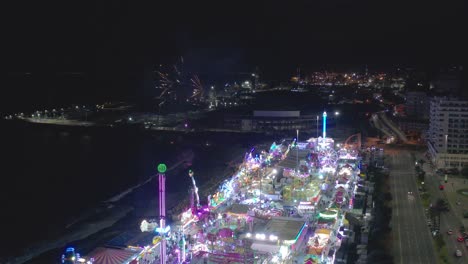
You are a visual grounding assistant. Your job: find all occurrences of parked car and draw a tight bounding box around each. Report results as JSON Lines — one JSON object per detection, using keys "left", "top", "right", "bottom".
{"left": 455, "top": 249, "right": 462, "bottom": 257}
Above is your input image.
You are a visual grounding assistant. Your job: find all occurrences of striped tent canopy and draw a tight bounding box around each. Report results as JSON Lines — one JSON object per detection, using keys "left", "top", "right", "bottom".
{"left": 304, "top": 254, "right": 320, "bottom": 264}
{"left": 88, "top": 247, "right": 140, "bottom": 264}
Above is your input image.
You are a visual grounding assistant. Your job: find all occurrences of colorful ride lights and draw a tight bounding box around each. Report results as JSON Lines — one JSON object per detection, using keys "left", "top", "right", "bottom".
{"left": 140, "top": 219, "right": 158, "bottom": 232}
{"left": 157, "top": 163, "right": 167, "bottom": 173}
{"left": 255, "top": 233, "right": 266, "bottom": 240}
{"left": 246, "top": 233, "right": 278, "bottom": 241}
{"left": 156, "top": 225, "right": 171, "bottom": 235}
{"left": 269, "top": 234, "right": 279, "bottom": 241}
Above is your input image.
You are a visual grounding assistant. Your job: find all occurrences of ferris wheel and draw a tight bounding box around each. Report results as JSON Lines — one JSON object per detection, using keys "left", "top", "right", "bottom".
{"left": 319, "top": 148, "right": 338, "bottom": 167}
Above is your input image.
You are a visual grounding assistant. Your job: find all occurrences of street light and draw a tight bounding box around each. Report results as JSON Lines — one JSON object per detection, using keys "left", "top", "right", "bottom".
{"left": 335, "top": 111, "right": 340, "bottom": 131}
{"left": 296, "top": 129, "right": 299, "bottom": 173}
{"left": 316, "top": 115, "right": 319, "bottom": 138}
{"left": 444, "top": 134, "right": 448, "bottom": 153}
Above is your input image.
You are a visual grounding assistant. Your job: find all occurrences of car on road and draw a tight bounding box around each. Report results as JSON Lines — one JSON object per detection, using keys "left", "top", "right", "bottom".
{"left": 408, "top": 191, "right": 413, "bottom": 195}
{"left": 439, "top": 185, "right": 445, "bottom": 190}
{"left": 447, "top": 229, "right": 453, "bottom": 235}
{"left": 455, "top": 249, "right": 462, "bottom": 257}
{"left": 457, "top": 236, "right": 465, "bottom": 242}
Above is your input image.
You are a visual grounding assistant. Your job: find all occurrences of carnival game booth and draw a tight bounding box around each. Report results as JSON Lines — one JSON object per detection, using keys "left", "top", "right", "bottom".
{"left": 307, "top": 152, "right": 320, "bottom": 169}
{"left": 337, "top": 164, "right": 352, "bottom": 179}
{"left": 222, "top": 203, "right": 251, "bottom": 231}
{"left": 334, "top": 187, "right": 346, "bottom": 205}
{"left": 307, "top": 229, "right": 331, "bottom": 256}
{"left": 298, "top": 201, "right": 315, "bottom": 216}
{"left": 252, "top": 206, "right": 283, "bottom": 220}
{"left": 337, "top": 149, "right": 359, "bottom": 166}
{"left": 193, "top": 228, "right": 254, "bottom": 263}
{"left": 207, "top": 251, "right": 254, "bottom": 264}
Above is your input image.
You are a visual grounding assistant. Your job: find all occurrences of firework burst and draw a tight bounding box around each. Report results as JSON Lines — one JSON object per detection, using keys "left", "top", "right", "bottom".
{"left": 155, "top": 57, "right": 204, "bottom": 103}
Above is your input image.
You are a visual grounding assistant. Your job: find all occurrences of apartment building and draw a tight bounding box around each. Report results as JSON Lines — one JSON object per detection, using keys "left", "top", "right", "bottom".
{"left": 427, "top": 97, "right": 468, "bottom": 169}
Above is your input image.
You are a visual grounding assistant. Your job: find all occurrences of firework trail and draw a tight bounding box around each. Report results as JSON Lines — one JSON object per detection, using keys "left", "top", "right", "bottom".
{"left": 190, "top": 74, "right": 204, "bottom": 99}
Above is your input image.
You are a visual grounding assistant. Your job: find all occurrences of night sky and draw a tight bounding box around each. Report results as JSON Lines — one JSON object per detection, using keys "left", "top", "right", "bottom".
{"left": 4, "top": 0, "right": 465, "bottom": 111}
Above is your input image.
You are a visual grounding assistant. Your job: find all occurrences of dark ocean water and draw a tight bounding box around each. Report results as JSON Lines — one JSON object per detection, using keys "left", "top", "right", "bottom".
{"left": 0, "top": 121, "right": 154, "bottom": 257}
{"left": 0, "top": 120, "right": 266, "bottom": 259}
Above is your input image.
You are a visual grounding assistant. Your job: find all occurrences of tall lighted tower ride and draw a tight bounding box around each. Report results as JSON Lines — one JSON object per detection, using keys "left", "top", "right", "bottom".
{"left": 157, "top": 163, "right": 167, "bottom": 264}
{"left": 322, "top": 111, "right": 327, "bottom": 139}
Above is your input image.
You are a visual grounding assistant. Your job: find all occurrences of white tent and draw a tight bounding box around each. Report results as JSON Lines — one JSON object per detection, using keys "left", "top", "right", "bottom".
{"left": 251, "top": 242, "right": 280, "bottom": 253}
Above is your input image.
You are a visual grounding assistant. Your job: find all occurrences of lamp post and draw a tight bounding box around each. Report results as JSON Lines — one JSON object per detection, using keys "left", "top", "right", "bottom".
{"left": 316, "top": 115, "right": 319, "bottom": 138}
{"left": 334, "top": 111, "right": 339, "bottom": 131}
{"left": 259, "top": 168, "right": 262, "bottom": 198}
{"left": 296, "top": 129, "right": 299, "bottom": 173}
{"left": 444, "top": 134, "right": 448, "bottom": 153}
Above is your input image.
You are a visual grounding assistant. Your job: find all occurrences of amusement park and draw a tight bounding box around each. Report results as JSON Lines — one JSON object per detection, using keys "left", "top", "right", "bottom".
{"left": 65, "top": 111, "right": 364, "bottom": 264}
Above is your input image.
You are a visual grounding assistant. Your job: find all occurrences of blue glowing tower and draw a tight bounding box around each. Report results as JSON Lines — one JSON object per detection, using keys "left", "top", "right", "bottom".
{"left": 322, "top": 111, "right": 327, "bottom": 139}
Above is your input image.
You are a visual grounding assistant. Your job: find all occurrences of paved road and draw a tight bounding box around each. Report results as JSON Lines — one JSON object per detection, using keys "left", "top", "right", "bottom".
{"left": 371, "top": 113, "right": 394, "bottom": 139}
{"left": 389, "top": 150, "right": 436, "bottom": 264}
{"left": 421, "top": 159, "right": 468, "bottom": 263}
{"left": 379, "top": 113, "right": 408, "bottom": 143}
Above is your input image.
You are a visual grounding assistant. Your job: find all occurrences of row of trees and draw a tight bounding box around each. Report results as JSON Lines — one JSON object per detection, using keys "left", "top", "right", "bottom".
{"left": 368, "top": 166, "right": 394, "bottom": 263}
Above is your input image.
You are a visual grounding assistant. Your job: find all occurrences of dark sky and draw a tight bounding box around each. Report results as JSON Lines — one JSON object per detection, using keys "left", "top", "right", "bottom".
{"left": 3, "top": 0, "right": 465, "bottom": 110}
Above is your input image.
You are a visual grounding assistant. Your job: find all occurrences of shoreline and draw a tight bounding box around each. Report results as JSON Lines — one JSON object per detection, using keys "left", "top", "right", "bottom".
{"left": 8, "top": 159, "right": 187, "bottom": 264}
{"left": 18, "top": 140, "right": 261, "bottom": 263}
{"left": 1, "top": 116, "right": 275, "bottom": 263}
